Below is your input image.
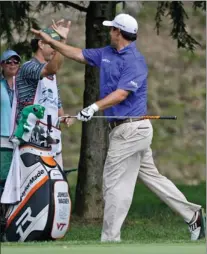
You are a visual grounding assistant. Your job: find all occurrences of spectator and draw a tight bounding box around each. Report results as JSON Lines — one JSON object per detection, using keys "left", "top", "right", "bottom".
{"left": 0, "top": 49, "right": 21, "bottom": 239}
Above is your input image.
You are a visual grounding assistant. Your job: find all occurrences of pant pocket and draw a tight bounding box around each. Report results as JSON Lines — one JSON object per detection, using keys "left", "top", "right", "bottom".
{"left": 136, "top": 126, "right": 152, "bottom": 138}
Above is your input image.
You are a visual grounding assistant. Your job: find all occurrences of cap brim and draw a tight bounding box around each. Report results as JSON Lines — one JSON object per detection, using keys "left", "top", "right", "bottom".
{"left": 1, "top": 54, "right": 21, "bottom": 62}
{"left": 102, "top": 21, "right": 114, "bottom": 27}
{"left": 11, "top": 54, "right": 21, "bottom": 60}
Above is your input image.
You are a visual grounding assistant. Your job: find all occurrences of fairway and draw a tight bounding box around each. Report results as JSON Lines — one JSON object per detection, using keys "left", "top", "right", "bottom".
{"left": 1, "top": 243, "right": 206, "bottom": 254}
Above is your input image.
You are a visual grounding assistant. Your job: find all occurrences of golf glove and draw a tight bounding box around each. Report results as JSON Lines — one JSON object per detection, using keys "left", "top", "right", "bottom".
{"left": 77, "top": 103, "right": 99, "bottom": 122}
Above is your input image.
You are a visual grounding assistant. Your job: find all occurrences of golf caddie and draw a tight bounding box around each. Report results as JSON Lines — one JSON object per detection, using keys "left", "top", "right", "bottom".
{"left": 15, "top": 24, "right": 72, "bottom": 170}
{"left": 1, "top": 23, "right": 73, "bottom": 242}
{"left": 31, "top": 14, "right": 205, "bottom": 242}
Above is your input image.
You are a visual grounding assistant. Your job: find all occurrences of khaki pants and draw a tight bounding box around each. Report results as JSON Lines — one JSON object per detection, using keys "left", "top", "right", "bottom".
{"left": 101, "top": 120, "right": 201, "bottom": 242}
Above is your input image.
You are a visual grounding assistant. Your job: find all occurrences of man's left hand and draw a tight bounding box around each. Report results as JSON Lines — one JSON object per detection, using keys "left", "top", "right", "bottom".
{"left": 77, "top": 103, "right": 99, "bottom": 122}
{"left": 51, "top": 19, "right": 71, "bottom": 41}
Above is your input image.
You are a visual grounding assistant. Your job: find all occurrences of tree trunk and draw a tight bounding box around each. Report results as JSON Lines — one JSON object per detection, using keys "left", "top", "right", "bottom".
{"left": 74, "top": 1, "right": 116, "bottom": 219}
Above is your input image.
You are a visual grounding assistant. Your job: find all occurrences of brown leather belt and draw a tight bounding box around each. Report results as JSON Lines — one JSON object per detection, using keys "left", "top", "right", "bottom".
{"left": 108, "top": 118, "right": 143, "bottom": 130}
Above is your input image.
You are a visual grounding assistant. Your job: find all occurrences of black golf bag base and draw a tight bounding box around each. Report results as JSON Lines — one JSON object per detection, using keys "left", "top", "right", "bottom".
{"left": 5, "top": 144, "right": 71, "bottom": 242}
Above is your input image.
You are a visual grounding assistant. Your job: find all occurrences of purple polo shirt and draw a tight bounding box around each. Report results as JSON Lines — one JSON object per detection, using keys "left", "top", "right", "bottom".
{"left": 82, "top": 42, "right": 148, "bottom": 122}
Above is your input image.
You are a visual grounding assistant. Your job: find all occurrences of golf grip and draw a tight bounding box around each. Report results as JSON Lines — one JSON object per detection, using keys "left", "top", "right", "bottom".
{"left": 138, "top": 116, "right": 177, "bottom": 120}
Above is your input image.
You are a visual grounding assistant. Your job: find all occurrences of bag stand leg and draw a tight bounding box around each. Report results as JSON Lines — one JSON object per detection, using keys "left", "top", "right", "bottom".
{"left": 0, "top": 204, "right": 9, "bottom": 242}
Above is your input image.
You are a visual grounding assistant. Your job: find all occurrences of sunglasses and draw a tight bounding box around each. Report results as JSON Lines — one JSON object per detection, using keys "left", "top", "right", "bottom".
{"left": 3, "top": 59, "right": 20, "bottom": 65}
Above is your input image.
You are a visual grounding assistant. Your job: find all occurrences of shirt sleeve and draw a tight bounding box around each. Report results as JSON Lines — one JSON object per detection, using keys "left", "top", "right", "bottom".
{"left": 82, "top": 48, "right": 104, "bottom": 67}
{"left": 20, "top": 61, "right": 46, "bottom": 81}
{"left": 117, "top": 58, "right": 148, "bottom": 92}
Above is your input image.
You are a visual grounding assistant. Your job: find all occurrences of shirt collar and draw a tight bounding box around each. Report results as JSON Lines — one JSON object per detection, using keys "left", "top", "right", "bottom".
{"left": 111, "top": 41, "right": 137, "bottom": 54}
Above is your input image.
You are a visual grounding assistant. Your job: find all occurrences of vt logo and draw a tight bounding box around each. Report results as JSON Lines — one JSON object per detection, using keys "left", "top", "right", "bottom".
{"left": 57, "top": 223, "right": 66, "bottom": 231}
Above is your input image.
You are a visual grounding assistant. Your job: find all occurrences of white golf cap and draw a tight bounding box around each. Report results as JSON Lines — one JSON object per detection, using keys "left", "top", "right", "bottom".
{"left": 103, "top": 13, "right": 138, "bottom": 34}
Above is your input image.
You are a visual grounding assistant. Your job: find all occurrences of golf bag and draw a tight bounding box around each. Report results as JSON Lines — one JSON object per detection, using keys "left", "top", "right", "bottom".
{"left": 4, "top": 111, "right": 72, "bottom": 242}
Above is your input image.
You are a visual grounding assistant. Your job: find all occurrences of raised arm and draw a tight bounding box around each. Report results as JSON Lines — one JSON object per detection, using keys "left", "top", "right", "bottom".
{"left": 41, "top": 50, "right": 64, "bottom": 77}
{"left": 47, "top": 41, "right": 86, "bottom": 64}
{"left": 31, "top": 20, "right": 86, "bottom": 64}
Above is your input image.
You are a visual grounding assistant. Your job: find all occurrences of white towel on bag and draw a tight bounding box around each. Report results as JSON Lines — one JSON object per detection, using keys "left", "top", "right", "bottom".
{"left": 1, "top": 76, "right": 21, "bottom": 204}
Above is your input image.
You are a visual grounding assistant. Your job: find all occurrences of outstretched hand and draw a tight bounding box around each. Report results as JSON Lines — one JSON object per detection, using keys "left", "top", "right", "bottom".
{"left": 51, "top": 19, "right": 71, "bottom": 40}
{"left": 30, "top": 28, "right": 52, "bottom": 44}
{"left": 31, "top": 19, "right": 71, "bottom": 43}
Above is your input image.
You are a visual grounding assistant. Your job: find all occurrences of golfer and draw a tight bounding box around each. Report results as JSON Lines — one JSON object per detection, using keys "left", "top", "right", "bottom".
{"left": 31, "top": 14, "right": 205, "bottom": 242}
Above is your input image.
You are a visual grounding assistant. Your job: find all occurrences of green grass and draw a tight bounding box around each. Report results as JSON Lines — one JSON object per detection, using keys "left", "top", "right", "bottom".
{"left": 63, "top": 181, "right": 206, "bottom": 242}
{"left": 1, "top": 243, "right": 206, "bottom": 254}
{"left": 1, "top": 182, "right": 206, "bottom": 253}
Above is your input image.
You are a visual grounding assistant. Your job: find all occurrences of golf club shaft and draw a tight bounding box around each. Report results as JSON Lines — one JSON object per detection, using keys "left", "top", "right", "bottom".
{"left": 59, "top": 115, "right": 177, "bottom": 120}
